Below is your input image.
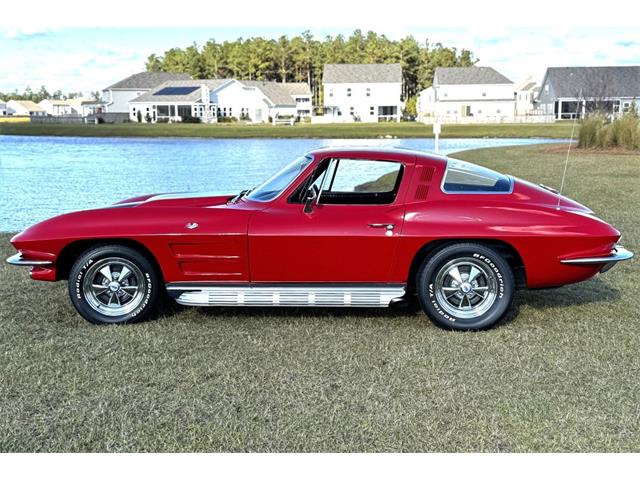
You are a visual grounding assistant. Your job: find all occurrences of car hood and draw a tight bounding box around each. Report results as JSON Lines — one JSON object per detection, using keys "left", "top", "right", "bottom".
{"left": 113, "top": 192, "right": 235, "bottom": 208}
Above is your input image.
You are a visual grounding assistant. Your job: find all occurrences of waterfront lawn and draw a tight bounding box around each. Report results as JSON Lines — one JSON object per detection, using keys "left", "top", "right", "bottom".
{"left": 0, "top": 144, "right": 638, "bottom": 452}
{"left": 0, "top": 121, "right": 574, "bottom": 139}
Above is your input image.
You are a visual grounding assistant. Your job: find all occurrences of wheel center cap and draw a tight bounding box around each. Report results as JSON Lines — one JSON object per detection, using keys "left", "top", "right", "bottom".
{"left": 460, "top": 282, "right": 472, "bottom": 293}
{"left": 108, "top": 281, "right": 120, "bottom": 292}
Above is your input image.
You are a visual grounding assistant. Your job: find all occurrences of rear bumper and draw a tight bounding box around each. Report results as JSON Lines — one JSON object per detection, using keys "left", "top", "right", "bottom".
{"left": 6, "top": 252, "right": 53, "bottom": 267}
{"left": 560, "top": 244, "right": 634, "bottom": 273}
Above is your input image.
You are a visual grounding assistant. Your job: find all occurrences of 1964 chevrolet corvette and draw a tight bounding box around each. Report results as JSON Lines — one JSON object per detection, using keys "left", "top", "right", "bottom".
{"left": 7, "top": 147, "right": 633, "bottom": 330}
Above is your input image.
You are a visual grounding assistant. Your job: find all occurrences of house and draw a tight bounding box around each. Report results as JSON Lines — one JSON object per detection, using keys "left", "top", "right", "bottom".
{"left": 128, "top": 79, "right": 312, "bottom": 124}
{"left": 38, "top": 99, "right": 75, "bottom": 116}
{"left": 102, "top": 71, "right": 192, "bottom": 113}
{"left": 0, "top": 99, "right": 6, "bottom": 116}
{"left": 515, "top": 76, "right": 541, "bottom": 116}
{"left": 321, "top": 63, "right": 403, "bottom": 122}
{"left": 418, "top": 67, "right": 515, "bottom": 123}
{"left": 537, "top": 66, "right": 640, "bottom": 119}
{"left": 6, "top": 100, "right": 46, "bottom": 116}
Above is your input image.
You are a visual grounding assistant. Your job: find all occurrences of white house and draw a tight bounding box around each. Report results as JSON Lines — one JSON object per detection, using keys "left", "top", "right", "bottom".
{"left": 418, "top": 67, "right": 515, "bottom": 123}
{"left": 514, "top": 76, "right": 540, "bottom": 116}
{"left": 38, "top": 99, "right": 75, "bottom": 116}
{"left": 0, "top": 99, "right": 6, "bottom": 116}
{"left": 102, "top": 71, "right": 191, "bottom": 113}
{"left": 7, "top": 100, "right": 46, "bottom": 116}
{"left": 321, "top": 64, "right": 403, "bottom": 123}
{"left": 129, "top": 79, "right": 312, "bottom": 124}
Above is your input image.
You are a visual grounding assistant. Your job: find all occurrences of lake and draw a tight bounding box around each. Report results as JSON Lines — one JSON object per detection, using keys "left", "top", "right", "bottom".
{"left": 0, "top": 135, "right": 566, "bottom": 232}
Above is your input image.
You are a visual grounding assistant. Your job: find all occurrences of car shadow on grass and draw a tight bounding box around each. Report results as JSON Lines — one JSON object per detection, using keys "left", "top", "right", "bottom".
{"left": 514, "top": 277, "right": 620, "bottom": 309}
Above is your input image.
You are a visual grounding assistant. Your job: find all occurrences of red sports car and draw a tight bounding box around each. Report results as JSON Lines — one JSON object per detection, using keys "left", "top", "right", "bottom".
{"left": 6, "top": 147, "right": 633, "bottom": 330}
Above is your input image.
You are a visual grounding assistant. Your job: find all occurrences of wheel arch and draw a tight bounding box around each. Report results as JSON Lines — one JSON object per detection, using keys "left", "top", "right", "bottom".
{"left": 406, "top": 238, "right": 526, "bottom": 292}
{"left": 56, "top": 238, "right": 165, "bottom": 282}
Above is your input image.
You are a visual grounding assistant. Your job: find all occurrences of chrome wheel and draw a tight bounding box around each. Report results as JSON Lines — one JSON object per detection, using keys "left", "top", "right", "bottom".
{"left": 82, "top": 257, "right": 146, "bottom": 318}
{"left": 434, "top": 257, "right": 498, "bottom": 320}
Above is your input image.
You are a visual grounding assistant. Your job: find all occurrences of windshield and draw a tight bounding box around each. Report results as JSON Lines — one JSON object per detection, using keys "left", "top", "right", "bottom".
{"left": 247, "top": 155, "right": 314, "bottom": 202}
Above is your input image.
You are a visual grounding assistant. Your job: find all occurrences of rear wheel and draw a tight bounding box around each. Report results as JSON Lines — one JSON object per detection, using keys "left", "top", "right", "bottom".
{"left": 68, "top": 245, "right": 160, "bottom": 325}
{"left": 416, "top": 243, "right": 514, "bottom": 330}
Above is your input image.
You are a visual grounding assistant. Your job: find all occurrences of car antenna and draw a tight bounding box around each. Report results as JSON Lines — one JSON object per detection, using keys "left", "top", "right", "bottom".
{"left": 556, "top": 89, "right": 582, "bottom": 210}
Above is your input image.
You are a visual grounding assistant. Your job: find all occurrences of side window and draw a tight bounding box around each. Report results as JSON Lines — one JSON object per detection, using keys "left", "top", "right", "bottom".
{"left": 319, "top": 159, "right": 403, "bottom": 205}
{"left": 442, "top": 159, "right": 512, "bottom": 193}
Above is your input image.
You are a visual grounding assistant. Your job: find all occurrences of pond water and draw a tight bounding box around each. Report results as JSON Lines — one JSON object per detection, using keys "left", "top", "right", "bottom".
{"left": 0, "top": 135, "right": 566, "bottom": 232}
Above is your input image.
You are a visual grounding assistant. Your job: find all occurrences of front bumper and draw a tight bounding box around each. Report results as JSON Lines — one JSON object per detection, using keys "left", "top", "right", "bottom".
{"left": 6, "top": 252, "right": 53, "bottom": 267}
{"left": 560, "top": 244, "right": 634, "bottom": 273}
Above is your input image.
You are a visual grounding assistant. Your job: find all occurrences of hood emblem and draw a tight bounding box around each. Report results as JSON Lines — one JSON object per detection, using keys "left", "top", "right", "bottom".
{"left": 185, "top": 222, "right": 199, "bottom": 230}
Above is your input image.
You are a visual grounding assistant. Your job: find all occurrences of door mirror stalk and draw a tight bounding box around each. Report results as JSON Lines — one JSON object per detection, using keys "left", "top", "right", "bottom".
{"left": 303, "top": 186, "right": 317, "bottom": 214}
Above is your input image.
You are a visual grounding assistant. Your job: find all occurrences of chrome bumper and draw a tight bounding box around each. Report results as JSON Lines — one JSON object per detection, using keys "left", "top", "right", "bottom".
{"left": 561, "top": 244, "right": 634, "bottom": 273}
{"left": 6, "top": 252, "right": 53, "bottom": 267}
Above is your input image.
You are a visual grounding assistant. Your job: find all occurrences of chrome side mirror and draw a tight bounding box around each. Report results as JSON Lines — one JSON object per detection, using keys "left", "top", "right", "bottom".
{"left": 303, "top": 186, "right": 317, "bottom": 214}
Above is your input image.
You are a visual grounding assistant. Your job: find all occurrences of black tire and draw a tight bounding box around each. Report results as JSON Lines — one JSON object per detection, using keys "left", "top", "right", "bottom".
{"left": 68, "top": 244, "right": 161, "bottom": 325}
{"left": 416, "top": 243, "right": 514, "bottom": 330}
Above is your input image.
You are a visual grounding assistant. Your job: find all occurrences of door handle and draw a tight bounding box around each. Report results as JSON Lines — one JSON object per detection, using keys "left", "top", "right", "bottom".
{"left": 368, "top": 223, "right": 395, "bottom": 230}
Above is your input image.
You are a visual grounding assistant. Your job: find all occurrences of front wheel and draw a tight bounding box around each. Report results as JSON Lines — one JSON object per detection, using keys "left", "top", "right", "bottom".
{"left": 416, "top": 243, "right": 515, "bottom": 330}
{"left": 68, "top": 244, "right": 161, "bottom": 325}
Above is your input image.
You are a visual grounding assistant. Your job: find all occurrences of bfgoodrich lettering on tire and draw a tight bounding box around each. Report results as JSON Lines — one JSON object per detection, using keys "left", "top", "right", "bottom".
{"left": 416, "top": 243, "right": 514, "bottom": 330}
{"left": 68, "top": 244, "right": 161, "bottom": 325}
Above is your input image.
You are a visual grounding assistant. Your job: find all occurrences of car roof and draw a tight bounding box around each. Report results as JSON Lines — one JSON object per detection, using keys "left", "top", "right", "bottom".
{"left": 306, "top": 146, "right": 449, "bottom": 167}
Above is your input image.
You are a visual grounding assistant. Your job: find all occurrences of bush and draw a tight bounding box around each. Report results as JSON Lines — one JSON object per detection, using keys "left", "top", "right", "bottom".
{"left": 218, "top": 116, "right": 238, "bottom": 123}
{"left": 181, "top": 115, "right": 201, "bottom": 124}
{"left": 578, "top": 112, "right": 640, "bottom": 150}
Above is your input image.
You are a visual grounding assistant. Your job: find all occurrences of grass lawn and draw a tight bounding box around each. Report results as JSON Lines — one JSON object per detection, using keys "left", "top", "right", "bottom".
{"left": 0, "top": 121, "right": 575, "bottom": 139}
{"left": 0, "top": 143, "right": 638, "bottom": 452}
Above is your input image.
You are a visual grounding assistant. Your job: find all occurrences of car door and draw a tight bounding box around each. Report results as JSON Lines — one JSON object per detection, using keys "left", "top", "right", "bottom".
{"left": 248, "top": 155, "right": 413, "bottom": 283}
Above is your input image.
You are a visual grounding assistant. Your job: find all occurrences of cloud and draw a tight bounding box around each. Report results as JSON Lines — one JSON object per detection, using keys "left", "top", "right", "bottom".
{"left": 2, "top": 27, "right": 55, "bottom": 40}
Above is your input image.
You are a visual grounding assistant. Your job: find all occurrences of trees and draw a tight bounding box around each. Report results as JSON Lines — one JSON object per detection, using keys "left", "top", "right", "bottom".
{"left": 144, "top": 30, "right": 477, "bottom": 105}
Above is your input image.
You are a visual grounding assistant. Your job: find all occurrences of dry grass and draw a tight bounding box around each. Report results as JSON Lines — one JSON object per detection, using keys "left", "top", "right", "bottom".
{"left": 0, "top": 143, "right": 638, "bottom": 452}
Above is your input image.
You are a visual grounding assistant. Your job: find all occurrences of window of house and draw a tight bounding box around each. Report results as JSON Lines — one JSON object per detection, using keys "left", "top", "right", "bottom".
{"left": 366, "top": 88, "right": 371, "bottom": 97}
{"left": 442, "top": 159, "right": 512, "bottom": 193}
{"left": 329, "top": 88, "right": 333, "bottom": 97}
{"left": 444, "top": 93, "right": 448, "bottom": 97}
{"left": 350, "top": 106, "right": 355, "bottom": 116}
{"left": 370, "top": 106, "right": 375, "bottom": 115}
{"left": 347, "top": 88, "right": 352, "bottom": 97}
{"left": 482, "top": 92, "right": 486, "bottom": 97}
{"left": 623, "top": 101, "right": 632, "bottom": 112}
{"left": 496, "top": 109, "right": 501, "bottom": 114}
{"left": 478, "top": 109, "right": 482, "bottom": 114}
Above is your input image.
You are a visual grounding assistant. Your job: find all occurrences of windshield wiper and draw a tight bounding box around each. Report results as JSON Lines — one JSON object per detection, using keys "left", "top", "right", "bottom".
{"left": 230, "top": 189, "right": 250, "bottom": 204}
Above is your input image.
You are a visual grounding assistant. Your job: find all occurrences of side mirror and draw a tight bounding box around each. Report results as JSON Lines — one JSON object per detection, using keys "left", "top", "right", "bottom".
{"left": 303, "top": 186, "right": 317, "bottom": 214}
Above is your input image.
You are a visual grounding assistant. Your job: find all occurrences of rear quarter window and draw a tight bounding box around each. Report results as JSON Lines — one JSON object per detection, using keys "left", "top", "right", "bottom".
{"left": 442, "top": 159, "right": 512, "bottom": 193}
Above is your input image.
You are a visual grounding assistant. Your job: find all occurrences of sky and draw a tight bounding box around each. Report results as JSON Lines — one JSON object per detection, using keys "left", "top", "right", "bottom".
{"left": 1, "top": 27, "right": 640, "bottom": 94}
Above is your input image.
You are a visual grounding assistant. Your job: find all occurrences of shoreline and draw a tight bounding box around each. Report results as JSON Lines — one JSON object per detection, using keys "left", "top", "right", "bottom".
{"left": 0, "top": 122, "right": 575, "bottom": 140}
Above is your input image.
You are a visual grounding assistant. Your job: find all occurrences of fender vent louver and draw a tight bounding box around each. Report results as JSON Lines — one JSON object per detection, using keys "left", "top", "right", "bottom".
{"left": 420, "top": 166, "right": 435, "bottom": 182}
{"left": 415, "top": 184, "right": 430, "bottom": 200}
{"left": 414, "top": 166, "right": 435, "bottom": 200}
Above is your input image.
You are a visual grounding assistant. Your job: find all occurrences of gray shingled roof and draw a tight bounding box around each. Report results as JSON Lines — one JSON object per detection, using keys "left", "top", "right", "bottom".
{"left": 542, "top": 66, "right": 640, "bottom": 98}
{"left": 131, "top": 79, "right": 231, "bottom": 103}
{"left": 435, "top": 67, "right": 513, "bottom": 85}
{"left": 243, "top": 81, "right": 311, "bottom": 106}
{"left": 131, "top": 79, "right": 311, "bottom": 106}
{"left": 323, "top": 64, "right": 402, "bottom": 84}
{"left": 106, "top": 72, "right": 192, "bottom": 90}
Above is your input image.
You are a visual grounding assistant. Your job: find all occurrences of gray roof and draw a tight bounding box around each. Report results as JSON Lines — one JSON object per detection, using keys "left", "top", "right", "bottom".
{"left": 541, "top": 66, "right": 640, "bottom": 98}
{"left": 435, "top": 67, "right": 513, "bottom": 85}
{"left": 131, "top": 79, "right": 230, "bottom": 103}
{"left": 131, "top": 79, "right": 311, "bottom": 106}
{"left": 323, "top": 63, "right": 402, "bottom": 84}
{"left": 105, "top": 72, "right": 192, "bottom": 90}
{"left": 243, "top": 81, "right": 311, "bottom": 106}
